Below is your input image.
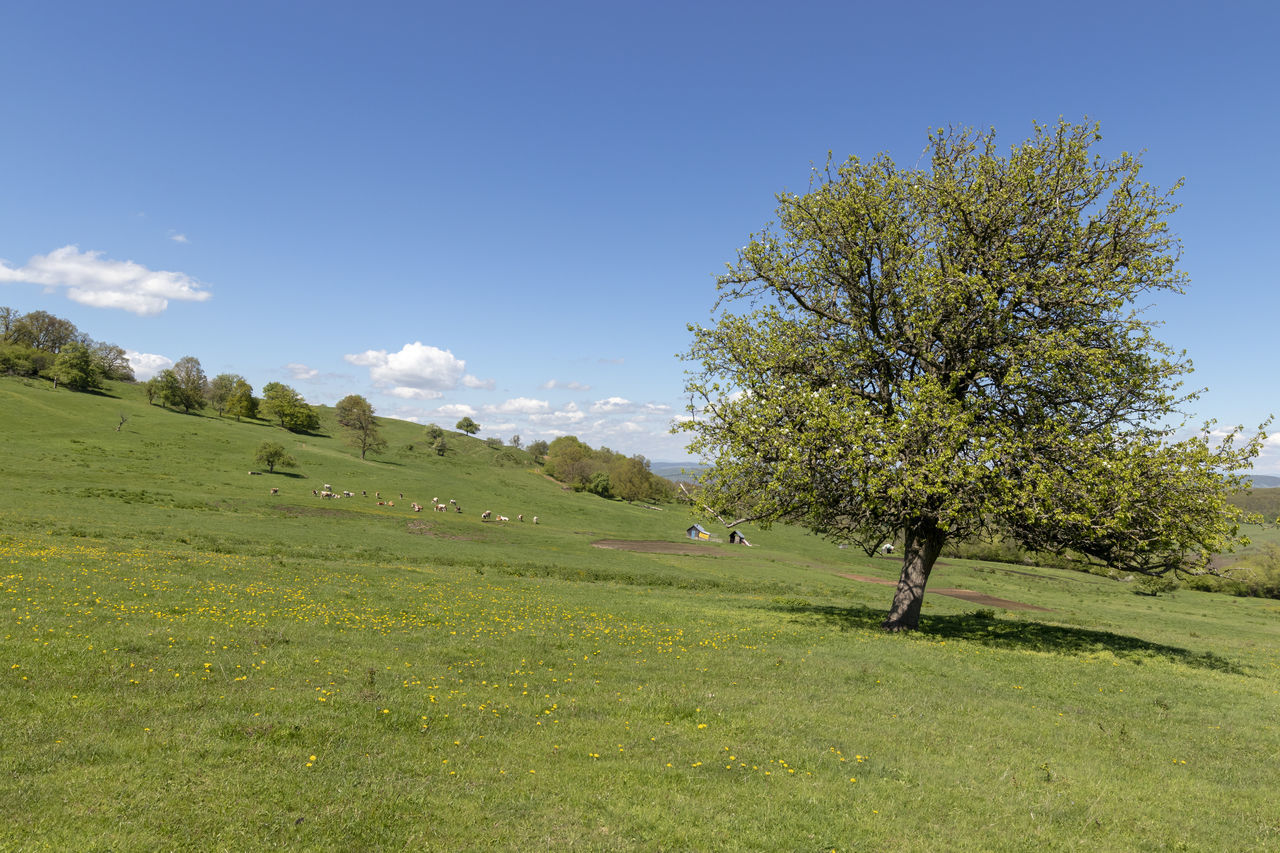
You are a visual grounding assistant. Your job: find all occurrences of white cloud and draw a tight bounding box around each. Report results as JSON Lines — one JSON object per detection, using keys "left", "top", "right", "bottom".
{"left": 0, "top": 245, "right": 210, "bottom": 315}
{"left": 540, "top": 379, "right": 592, "bottom": 391}
{"left": 125, "top": 351, "right": 173, "bottom": 381}
{"left": 344, "top": 341, "right": 491, "bottom": 398}
{"left": 483, "top": 397, "right": 550, "bottom": 415}
{"left": 590, "top": 396, "right": 634, "bottom": 414}
{"left": 529, "top": 402, "right": 585, "bottom": 426}
{"left": 168, "top": 232, "right": 189, "bottom": 244}
{"left": 434, "top": 403, "right": 477, "bottom": 419}
{"left": 389, "top": 387, "right": 443, "bottom": 400}
{"left": 286, "top": 362, "right": 318, "bottom": 380}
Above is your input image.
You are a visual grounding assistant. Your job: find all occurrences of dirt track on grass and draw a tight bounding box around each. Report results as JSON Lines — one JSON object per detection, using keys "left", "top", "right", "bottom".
{"left": 839, "top": 574, "right": 1051, "bottom": 611}
{"left": 592, "top": 539, "right": 719, "bottom": 556}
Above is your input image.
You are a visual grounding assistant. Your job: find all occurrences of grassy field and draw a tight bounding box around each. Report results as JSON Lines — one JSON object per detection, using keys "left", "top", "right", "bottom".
{"left": 2, "top": 376, "right": 1278, "bottom": 851}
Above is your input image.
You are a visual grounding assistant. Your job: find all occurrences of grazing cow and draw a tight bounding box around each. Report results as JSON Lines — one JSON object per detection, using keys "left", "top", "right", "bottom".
{"left": 497, "top": 515, "right": 509, "bottom": 522}
{"left": 362, "top": 490, "right": 367, "bottom": 496}
{"left": 269, "top": 487, "right": 279, "bottom": 495}
{"left": 249, "top": 470, "right": 262, "bottom": 475}
{"left": 312, "top": 489, "right": 318, "bottom": 496}
{"left": 324, "top": 484, "right": 332, "bottom": 491}
{"left": 517, "top": 514, "right": 523, "bottom": 522}
{"left": 412, "top": 503, "right": 422, "bottom": 512}
{"left": 449, "top": 499, "right": 456, "bottom": 506}
{"left": 481, "top": 510, "right": 492, "bottom": 520}
{"left": 455, "top": 506, "right": 462, "bottom": 514}
{"left": 532, "top": 516, "right": 539, "bottom": 524}
{"left": 881, "top": 543, "right": 895, "bottom": 555}
{"left": 435, "top": 504, "right": 447, "bottom": 512}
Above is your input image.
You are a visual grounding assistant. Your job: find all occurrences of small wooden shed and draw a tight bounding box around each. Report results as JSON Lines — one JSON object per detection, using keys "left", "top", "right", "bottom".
{"left": 686, "top": 524, "right": 711, "bottom": 541}
{"left": 728, "top": 530, "right": 751, "bottom": 546}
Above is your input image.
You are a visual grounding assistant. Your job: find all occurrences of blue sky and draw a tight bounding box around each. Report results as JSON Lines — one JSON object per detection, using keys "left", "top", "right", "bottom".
{"left": 2, "top": 1, "right": 1277, "bottom": 467}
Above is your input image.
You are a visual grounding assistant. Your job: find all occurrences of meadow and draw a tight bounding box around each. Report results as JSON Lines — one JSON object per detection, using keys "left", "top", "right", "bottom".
{"left": 2, "top": 377, "right": 1278, "bottom": 851}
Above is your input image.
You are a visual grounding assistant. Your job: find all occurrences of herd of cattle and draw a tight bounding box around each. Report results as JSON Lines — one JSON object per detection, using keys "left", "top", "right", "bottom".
{"left": 262, "top": 480, "right": 538, "bottom": 524}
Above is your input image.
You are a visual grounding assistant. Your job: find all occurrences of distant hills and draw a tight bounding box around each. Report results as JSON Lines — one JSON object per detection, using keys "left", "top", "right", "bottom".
{"left": 650, "top": 462, "right": 706, "bottom": 481}
{"left": 1248, "top": 475, "right": 1280, "bottom": 489}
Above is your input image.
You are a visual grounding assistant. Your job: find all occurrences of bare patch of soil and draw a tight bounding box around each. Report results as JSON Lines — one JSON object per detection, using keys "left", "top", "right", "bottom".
{"left": 276, "top": 505, "right": 359, "bottom": 519}
{"left": 593, "top": 539, "right": 719, "bottom": 556}
{"left": 838, "top": 573, "right": 1051, "bottom": 611}
{"left": 406, "top": 520, "right": 479, "bottom": 541}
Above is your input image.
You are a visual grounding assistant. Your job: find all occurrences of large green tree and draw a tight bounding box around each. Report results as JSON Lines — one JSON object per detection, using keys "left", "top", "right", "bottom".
{"left": 262, "top": 382, "right": 320, "bottom": 433}
{"left": 680, "top": 119, "right": 1265, "bottom": 631}
{"left": 207, "top": 373, "right": 243, "bottom": 416}
{"left": 225, "top": 378, "right": 258, "bottom": 422}
{"left": 335, "top": 393, "right": 387, "bottom": 459}
{"left": 168, "top": 356, "right": 208, "bottom": 412}
{"left": 51, "top": 341, "right": 101, "bottom": 391}
{"left": 455, "top": 416, "right": 480, "bottom": 435}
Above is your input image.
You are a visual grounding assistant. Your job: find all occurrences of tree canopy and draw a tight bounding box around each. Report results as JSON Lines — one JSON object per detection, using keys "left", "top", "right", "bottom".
{"left": 455, "top": 416, "right": 480, "bottom": 435}
{"left": 254, "top": 441, "right": 296, "bottom": 474}
{"left": 680, "top": 119, "right": 1265, "bottom": 631}
{"left": 262, "top": 382, "right": 320, "bottom": 433}
{"left": 335, "top": 393, "right": 387, "bottom": 459}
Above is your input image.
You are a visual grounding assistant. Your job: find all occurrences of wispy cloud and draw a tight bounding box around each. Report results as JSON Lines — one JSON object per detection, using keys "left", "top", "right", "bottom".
{"left": 168, "top": 231, "right": 190, "bottom": 244}
{"left": 286, "top": 362, "right": 319, "bottom": 380}
{"left": 540, "top": 379, "right": 592, "bottom": 391}
{"left": 0, "top": 245, "right": 211, "bottom": 315}
{"left": 590, "top": 396, "right": 634, "bottom": 414}
{"left": 344, "top": 341, "right": 491, "bottom": 399}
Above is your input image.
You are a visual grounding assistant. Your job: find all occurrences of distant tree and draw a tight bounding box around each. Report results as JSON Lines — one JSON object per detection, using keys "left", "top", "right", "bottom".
{"left": 207, "top": 373, "right": 242, "bottom": 416}
{"left": 485, "top": 436, "right": 503, "bottom": 448}
{"left": 433, "top": 437, "right": 448, "bottom": 456}
{"left": 526, "top": 439, "right": 549, "bottom": 459}
{"left": 207, "top": 371, "right": 241, "bottom": 414}
{"left": 544, "top": 435, "right": 594, "bottom": 487}
{"left": 225, "top": 378, "right": 258, "bottom": 421}
{"left": 455, "top": 416, "right": 480, "bottom": 435}
{"left": 610, "top": 455, "right": 652, "bottom": 502}
{"left": 142, "top": 376, "right": 161, "bottom": 405}
{"left": 51, "top": 342, "right": 101, "bottom": 391}
{"left": 0, "top": 306, "right": 16, "bottom": 341}
{"left": 155, "top": 369, "right": 185, "bottom": 409}
{"left": 91, "top": 342, "right": 134, "bottom": 381}
{"left": 585, "top": 471, "right": 613, "bottom": 498}
{"left": 170, "top": 356, "right": 208, "bottom": 412}
{"left": 11, "top": 310, "right": 78, "bottom": 353}
{"left": 262, "top": 382, "right": 320, "bottom": 432}
{"left": 424, "top": 424, "right": 444, "bottom": 441}
{"left": 335, "top": 393, "right": 387, "bottom": 459}
{"left": 254, "top": 440, "right": 297, "bottom": 473}
{"left": 510, "top": 434, "right": 522, "bottom": 449}
{"left": 0, "top": 344, "right": 38, "bottom": 377}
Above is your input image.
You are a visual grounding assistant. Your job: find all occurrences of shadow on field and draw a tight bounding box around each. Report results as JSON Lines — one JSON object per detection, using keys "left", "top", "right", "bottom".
{"left": 779, "top": 603, "right": 1243, "bottom": 674}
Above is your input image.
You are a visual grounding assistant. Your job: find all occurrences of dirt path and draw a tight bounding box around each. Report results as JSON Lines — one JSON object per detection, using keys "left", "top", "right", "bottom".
{"left": 593, "top": 539, "right": 717, "bottom": 556}
{"left": 838, "top": 573, "right": 1051, "bottom": 611}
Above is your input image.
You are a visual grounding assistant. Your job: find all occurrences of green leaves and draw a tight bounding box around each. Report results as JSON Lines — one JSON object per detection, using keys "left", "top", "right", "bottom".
{"left": 682, "top": 118, "right": 1264, "bottom": 586}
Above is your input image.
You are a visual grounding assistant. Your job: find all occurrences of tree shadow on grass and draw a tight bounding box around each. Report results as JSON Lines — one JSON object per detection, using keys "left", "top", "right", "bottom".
{"left": 777, "top": 602, "right": 1244, "bottom": 674}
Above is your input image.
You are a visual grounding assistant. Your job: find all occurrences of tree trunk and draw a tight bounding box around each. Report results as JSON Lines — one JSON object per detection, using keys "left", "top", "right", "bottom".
{"left": 882, "top": 518, "right": 948, "bottom": 631}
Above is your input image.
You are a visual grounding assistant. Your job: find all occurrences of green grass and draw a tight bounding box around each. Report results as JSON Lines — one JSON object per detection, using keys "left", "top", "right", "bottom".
{"left": 2, "top": 376, "right": 1279, "bottom": 851}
